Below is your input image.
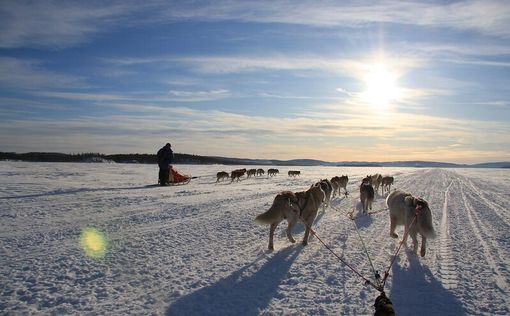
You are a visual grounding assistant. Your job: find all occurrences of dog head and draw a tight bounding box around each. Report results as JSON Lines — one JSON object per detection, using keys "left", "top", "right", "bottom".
{"left": 404, "top": 196, "right": 429, "bottom": 211}
{"left": 279, "top": 191, "right": 301, "bottom": 214}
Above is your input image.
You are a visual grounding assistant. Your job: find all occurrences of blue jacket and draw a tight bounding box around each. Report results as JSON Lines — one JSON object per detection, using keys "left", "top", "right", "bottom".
{"left": 157, "top": 145, "right": 174, "bottom": 169}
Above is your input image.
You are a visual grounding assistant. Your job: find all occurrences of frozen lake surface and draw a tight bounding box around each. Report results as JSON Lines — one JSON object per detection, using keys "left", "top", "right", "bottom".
{"left": 1, "top": 162, "right": 509, "bottom": 315}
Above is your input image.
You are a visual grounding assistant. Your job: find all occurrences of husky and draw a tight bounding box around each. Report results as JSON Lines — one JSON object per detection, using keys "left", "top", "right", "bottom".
{"left": 230, "top": 168, "right": 246, "bottom": 181}
{"left": 371, "top": 174, "right": 383, "bottom": 194}
{"left": 386, "top": 189, "right": 435, "bottom": 257}
{"left": 381, "top": 176, "right": 394, "bottom": 195}
{"left": 255, "top": 185, "right": 325, "bottom": 250}
{"left": 247, "top": 168, "right": 257, "bottom": 178}
{"left": 288, "top": 170, "right": 301, "bottom": 177}
{"left": 312, "top": 179, "right": 332, "bottom": 211}
{"left": 360, "top": 177, "right": 375, "bottom": 213}
{"left": 256, "top": 168, "right": 265, "bottom": 176}
{"left": 267, "top": 168, "right": 279, "bottom": 177}
{"left": 216, "top": 171, "right": 229, "bottom": 182}
{"left": 331, "top": 175, "right": 349, "bottom": 197}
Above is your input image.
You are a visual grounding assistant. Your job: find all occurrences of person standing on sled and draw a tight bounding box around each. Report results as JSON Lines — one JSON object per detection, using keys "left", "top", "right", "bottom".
{"left": 157, "top": 143, "right": 174, "bottom": 186}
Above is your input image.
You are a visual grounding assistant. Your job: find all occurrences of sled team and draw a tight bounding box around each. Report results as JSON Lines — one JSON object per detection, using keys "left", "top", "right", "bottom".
{"left": 254, "top": 171, "right": 433, "bottom": 315}
{"left": 256, "top": 172, "right": 434, "bottom": 258}
{"left": 159, "top": 142, "right": 431, "bottom": 314}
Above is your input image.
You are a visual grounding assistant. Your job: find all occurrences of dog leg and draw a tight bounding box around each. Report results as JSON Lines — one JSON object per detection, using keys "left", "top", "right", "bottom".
{"left": 268, "top": 223, "right": 278, "bottom": 251}
{"left": 390, "top": 216, "right": 398, "bottom": 238}
{"left": 420, "top": 235, "right": 427, "bottom": 257}
{"left": 302, "top": 219, "right": 312, "bottom": 246}
{"left": 302, "top": 227, "right": 309, "bottom": 246}
{"left": 286, "top": 219, "right": 296, "bottom": 244}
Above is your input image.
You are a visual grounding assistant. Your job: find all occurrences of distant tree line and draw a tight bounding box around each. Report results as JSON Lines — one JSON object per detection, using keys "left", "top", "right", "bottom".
{"left": 0, "top": 152, "right": 254, "bottom": 165}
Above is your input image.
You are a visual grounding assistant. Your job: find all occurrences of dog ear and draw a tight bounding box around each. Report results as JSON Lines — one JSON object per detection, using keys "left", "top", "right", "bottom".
{"left": 416, "top": 198, "right": 427, "bottom": 209}
{"left": 404, "top": 196, "right": 415, "bottom": 206}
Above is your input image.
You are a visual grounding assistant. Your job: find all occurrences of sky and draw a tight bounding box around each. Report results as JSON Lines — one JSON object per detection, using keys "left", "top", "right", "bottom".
{"left": 0, "top": 0, "right": 509, "bottom": 164}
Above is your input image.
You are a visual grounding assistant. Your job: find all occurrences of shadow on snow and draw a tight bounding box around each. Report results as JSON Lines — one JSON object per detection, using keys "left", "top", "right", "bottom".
{"left": 166, "top": 245, "right": 302, "bottom": 316}
{"left": 390, "top": 252, "right": 466, "bottom": 316}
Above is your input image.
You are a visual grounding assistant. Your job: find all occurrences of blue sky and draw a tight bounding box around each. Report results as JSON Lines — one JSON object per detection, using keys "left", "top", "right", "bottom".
{"left": 0, "top": 0, "right": 509, "bottom": 163}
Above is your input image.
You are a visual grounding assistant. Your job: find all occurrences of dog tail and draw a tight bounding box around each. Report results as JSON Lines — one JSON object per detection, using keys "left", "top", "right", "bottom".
{"left": 255, "top": 193, "right": 288, "bottom": 225}
{"left": 422, "top": 223, "right": 436, "bottom": 239}
{"left": 419, "top": 209, "right": 436, "bottom": 239}
{"left": 255, "top": 204, "right": 282, "bottom": 225}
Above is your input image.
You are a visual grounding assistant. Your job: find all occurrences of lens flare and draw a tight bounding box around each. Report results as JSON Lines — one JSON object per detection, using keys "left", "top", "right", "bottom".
{"left": 80, "top": 228, "right": 108, "bottom": 258}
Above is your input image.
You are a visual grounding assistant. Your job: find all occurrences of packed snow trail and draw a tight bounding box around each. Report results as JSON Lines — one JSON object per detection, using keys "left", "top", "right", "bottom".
{"left": 1, "top": 162, "right": 509, "bottom": 315}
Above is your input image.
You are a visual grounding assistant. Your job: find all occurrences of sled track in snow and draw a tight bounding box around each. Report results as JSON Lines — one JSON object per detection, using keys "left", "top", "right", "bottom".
{"left": 437, "top": 180, "right": 458, "bottom": 289}
{"left": 460, "top": 181, "right": 509, "bottom": 293}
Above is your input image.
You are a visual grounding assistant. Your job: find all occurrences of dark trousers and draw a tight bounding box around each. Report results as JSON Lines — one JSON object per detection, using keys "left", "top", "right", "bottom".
{"left": 159, "top": 168, "right": 169, "bottom": 185}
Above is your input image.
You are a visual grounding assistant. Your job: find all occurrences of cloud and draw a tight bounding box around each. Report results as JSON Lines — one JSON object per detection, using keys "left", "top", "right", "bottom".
{"left": 106, "top": 54, "right": 422, "bottom": 79}
{"left": 2, "top": 1, "right": 509, "bottom": 50}
{"left": 0, "top": 1, "right": 142, "bottom": 48}
{"left": 155, "top": 0, "right": 510, "bottom": 37}
{"left": 1, "top": 103, "right": 508, "bottom": 163}
{"left": 35, "top": 91, "right": 126, "bottom": 102}
{"left": 167, "top": 89, "right": 230, "bottom": 102}
{"left": 0, "top": 57, "right": 82, "bottom": 89}
{"left": 34, "top": 89, "right": 231, "bottom": 103}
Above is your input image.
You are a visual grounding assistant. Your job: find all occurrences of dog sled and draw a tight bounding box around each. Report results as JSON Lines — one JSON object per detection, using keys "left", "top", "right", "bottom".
{"left": 160, "top": 166, "right": 192, "bottom": 186}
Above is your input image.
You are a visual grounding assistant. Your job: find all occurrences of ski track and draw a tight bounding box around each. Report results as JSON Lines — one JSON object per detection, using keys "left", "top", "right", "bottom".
{"left": 1, "top": 162, "right": 510, "bottom": 315}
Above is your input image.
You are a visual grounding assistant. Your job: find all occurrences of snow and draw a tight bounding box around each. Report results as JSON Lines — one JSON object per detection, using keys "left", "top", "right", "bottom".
{"left": 1, "top": 161, "right": 509, "bottom": 315}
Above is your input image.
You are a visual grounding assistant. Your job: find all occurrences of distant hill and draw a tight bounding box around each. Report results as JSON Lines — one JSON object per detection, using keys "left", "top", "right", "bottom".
{"left": 1, "top": 151, "right": 509, "bottom": 168}
{"left": 470, "top": 162, "right": 510, "bottom": 168}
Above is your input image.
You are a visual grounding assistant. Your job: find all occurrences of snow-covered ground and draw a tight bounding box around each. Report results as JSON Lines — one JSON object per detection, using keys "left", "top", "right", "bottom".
{"left": 1, "top": 161, "right": 509, "bottom": 315}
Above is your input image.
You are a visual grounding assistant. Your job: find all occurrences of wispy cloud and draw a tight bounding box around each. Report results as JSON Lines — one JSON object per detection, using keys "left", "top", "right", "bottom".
{"left": 156, "top": 0, "right": 510, "bottom": 37}
{"left": 167, "top": 89, "right": 230, "bottom": 102}
{"left": 0, "top": 1, "right": 138, "bottom": 48}
{"left": 0, "top": 57, "right": 82, "bottom": 89}
{"left": 106, "top": 54, "right": 422, "bottom": 79}
{"left": 1, "top": 104, "right": 508, "bottom": 163}
{"left": 2, "top": 1, "right": 509, "bottom": 50}
{"left": 34, "top": 89, "right": 231, "bottom": 103}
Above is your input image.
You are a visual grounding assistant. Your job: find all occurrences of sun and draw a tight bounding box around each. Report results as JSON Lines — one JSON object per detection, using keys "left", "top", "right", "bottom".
{"left": 362, "top": 62, "right": 400, "bottom": 108}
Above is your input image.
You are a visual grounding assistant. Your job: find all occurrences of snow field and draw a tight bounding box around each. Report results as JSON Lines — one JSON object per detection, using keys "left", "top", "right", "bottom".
{"left": 1, "top": 162, "right": 509, "bottom": 315}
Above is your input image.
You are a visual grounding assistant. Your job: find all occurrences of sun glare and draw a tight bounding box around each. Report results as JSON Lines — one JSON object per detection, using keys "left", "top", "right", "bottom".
{"left": 362, "top": 62, "right": 400, "bottom": 108}
{"left": 80, "top": 227, "right": 108, "bottom": 259}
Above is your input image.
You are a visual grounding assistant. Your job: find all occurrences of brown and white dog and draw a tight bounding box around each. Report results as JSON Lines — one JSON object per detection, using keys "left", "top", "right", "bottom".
{"left": 386, "top": 189, "right": 435, "bottom": 257}
{"left": 331, "top": 175, "right": 349, "bottom": 197}
{"left": 255, "top": 185, "right": 325, "bottom": 250}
